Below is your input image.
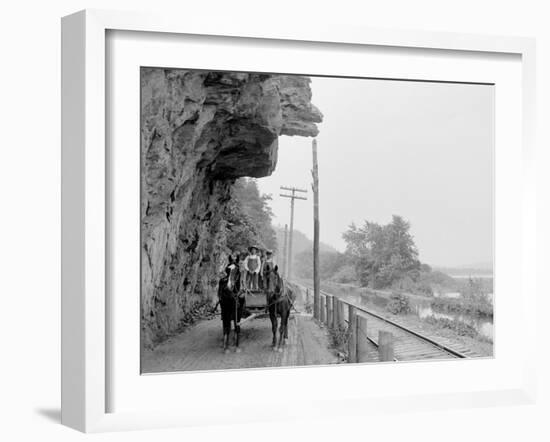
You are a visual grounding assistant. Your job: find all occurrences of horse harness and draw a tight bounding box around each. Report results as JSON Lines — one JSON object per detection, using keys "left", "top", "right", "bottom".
{"left": 265, "top": 287, "right": 298, "bottom": 313}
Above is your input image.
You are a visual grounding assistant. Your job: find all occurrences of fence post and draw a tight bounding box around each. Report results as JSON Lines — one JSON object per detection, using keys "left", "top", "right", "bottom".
{"left": 338, "top": 301, "right": 346, "bottom": 329}
{"left": 356, "top": 315, "right": 370, "bottom": 363}
{"left": 348, "top": 305, "right": 357, "bottom": 363}
{"left": 333, "top": 298, "right": 341, "bottom": 330}
{"left": 332, "top": 297, "right": 337, "bottom": 329}
{"left": 320, "top": 295, "right": 326, "bottom": 324}
{"left": 331, "top": 297, "right": 338, "bottom": 330}
{"left": 326, "top": 295, "right": 332, "bottom": 327}
{"left": 378, "top": 330, "right": 394, "bottom": 362}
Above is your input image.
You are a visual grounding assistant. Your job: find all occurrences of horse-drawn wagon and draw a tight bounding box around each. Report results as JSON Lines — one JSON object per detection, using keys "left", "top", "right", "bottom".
{"left": 243, "top": 289, "right": 268, "bottom": 312}
{"left": 218, "top": 257, "right": 295, "bottom": 353}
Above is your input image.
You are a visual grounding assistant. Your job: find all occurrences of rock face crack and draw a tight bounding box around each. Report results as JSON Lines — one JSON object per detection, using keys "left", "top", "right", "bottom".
{"left": 141, "top": 68, "right": 322, "bottom": 347}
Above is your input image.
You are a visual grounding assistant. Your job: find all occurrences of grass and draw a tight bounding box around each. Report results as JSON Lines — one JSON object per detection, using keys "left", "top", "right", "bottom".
{"left": 423, "top": 315, "right": 492, "bottom": 344}
{"left": 430, "top": 295, "right": 493, "bottom": 317}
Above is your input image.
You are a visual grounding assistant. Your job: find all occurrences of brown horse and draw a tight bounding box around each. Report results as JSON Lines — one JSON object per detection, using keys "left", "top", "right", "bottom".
{"left": 265, "top": 266, "right": 294, "bottom": 352}
{"left": 218, "top": 256, "right": 245, "bottom": 353}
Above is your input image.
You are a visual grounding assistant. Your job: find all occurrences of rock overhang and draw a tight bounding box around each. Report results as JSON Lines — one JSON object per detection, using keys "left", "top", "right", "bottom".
{"left": 140, "top": 68, "right": 323, "bottom": 346}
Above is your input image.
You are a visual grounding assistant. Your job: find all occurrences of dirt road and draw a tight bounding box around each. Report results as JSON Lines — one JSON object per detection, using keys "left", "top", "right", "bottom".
{"left": 141, "top": 287, "right": 339, "bottom": 373}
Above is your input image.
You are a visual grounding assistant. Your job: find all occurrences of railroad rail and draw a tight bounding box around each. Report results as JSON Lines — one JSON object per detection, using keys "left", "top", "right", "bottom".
{"left": 297, "top": 284, "right": 473, "bottom": 363}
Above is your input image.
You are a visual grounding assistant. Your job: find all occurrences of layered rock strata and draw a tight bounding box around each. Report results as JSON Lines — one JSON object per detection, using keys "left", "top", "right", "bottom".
{"left": 141, "top": 68, "right": 322, "bottom": 347}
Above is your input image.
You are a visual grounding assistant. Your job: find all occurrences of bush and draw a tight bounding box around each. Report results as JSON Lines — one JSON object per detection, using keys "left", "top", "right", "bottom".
{"left": 176, "top": 298, "right": 217, "bottom": 332}
{"left": 431, "top": 296, "right": 493, "bottom": 317}
{"left": 304, "top": 293, "right": 313, "bottom": 314}
{"left": 386, "top": 293, "right": 411, "bottom": 315}
{"left": 329, "top": 325, "right": 351, "bottom": 350}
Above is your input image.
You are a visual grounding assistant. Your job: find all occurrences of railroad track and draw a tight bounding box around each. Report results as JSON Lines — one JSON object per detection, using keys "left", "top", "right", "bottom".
{"left": 346, "top": 299, "right": 468, "bottom": 362}
{"left": 298, "top": 284, "right": 481, "bottom": 362}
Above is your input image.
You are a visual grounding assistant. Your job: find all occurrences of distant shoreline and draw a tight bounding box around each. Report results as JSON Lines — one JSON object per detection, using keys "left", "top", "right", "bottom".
{"left": 448, "top": 274, "right": 493, "bottom": 279}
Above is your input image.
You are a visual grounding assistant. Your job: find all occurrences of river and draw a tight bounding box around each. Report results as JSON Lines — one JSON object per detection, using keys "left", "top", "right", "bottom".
{"left": 318, "top": 281, "right": 494, "bottom": 341}
{"left": 412, "top": 298, "right": 493, "bottom": 340}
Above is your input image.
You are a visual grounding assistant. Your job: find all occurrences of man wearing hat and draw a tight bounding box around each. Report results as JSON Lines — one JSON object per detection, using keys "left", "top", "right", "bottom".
{"left": 243, "top": 245, "right": 261, "bottom": 291}
{"left": 260, "top": 250, "right": 275, "bottom": 290}
{"left": 262, "top": 250, "right": 275, "bottom": 280}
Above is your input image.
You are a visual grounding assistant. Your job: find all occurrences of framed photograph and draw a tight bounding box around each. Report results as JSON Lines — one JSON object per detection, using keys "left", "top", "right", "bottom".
{"left": 61, "top": 9, "right": 537, "bottom": 432}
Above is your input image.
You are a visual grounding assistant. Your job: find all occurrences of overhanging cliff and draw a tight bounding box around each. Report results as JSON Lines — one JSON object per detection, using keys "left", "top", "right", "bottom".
{"left": 141, "top": 68, "right": 322, "bottom": 347}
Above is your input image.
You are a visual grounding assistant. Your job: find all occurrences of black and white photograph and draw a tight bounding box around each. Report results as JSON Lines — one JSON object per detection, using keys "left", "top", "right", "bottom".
{"left": 140, "top": 67, "right": 494, "bottom": 373}
{"left": 5, "top": 1, "right": 550, "bottom": 439}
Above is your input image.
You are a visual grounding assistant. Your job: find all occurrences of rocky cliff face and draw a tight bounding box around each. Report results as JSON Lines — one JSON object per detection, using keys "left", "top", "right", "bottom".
{"left": 141, "top": 68, "right": 322, "bottom": 347}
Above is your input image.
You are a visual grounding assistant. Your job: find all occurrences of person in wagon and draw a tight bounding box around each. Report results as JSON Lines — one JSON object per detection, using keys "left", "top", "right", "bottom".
{"left": 238, "top": 250, "right": 248, "bottom": 290}
{"left": 258, "top": 249, "right": 266, "bottom": 290}
{"left": 262, "top": 250, "right": 275, "bottom": 277}
{"left": 261, "top": 249, "right": 276, "bottom": 291}
{"left": 243, "top": 245, "right": 261, "bottom": 291}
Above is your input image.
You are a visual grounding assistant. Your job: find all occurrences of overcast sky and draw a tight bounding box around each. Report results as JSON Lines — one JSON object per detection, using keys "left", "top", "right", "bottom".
{"left": 257, "top": 76, "right": 494, "bottom": 268}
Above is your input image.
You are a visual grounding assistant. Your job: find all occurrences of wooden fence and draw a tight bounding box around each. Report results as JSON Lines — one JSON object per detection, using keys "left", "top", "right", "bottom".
{"left": 305, "top": 287, "right": 395, "bottom": 363}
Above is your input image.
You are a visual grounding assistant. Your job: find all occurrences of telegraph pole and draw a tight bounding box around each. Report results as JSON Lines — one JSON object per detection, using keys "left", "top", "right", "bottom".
{"left": 282, "top": 224, "right": 289, "bottom": 277}
{"left": 311, "top": 139, "right": 320, "bottom": 320}
{"left": 280, "top": 186, "right": 307, "bottom": 281}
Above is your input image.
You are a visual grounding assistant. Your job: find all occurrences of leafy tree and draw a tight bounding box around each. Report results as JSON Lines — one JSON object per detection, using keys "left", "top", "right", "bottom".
{"left": 343, "top": 215, "right": 421, "bottom": 288}
{"left": 223, "top": 178, "right": 277, "bottom": 254}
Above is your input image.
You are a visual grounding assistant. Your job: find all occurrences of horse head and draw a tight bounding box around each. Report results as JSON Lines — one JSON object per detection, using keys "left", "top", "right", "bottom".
{"left": 226, "top": 256, "right": 240, "bottom": 293}
{"left": 266, "top": 265, "right": 284, "bottom": 299}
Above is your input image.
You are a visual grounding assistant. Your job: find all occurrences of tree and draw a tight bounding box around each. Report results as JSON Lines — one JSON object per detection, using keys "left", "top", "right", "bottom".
{"left": 343, "top": 215, "right": 421, "bottom": 288}
{"left": 223, "top": 178, "right": 277, "bottom": 254}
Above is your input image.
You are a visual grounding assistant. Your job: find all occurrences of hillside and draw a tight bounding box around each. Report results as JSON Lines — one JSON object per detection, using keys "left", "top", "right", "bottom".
{"left": 274, "top": 225, "right": 337, "bottom": 260}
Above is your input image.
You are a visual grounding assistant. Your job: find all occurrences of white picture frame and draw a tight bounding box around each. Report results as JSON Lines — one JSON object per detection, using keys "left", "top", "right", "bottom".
{"left": 61, "top": 9, "right": 537, "bottom": 433}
